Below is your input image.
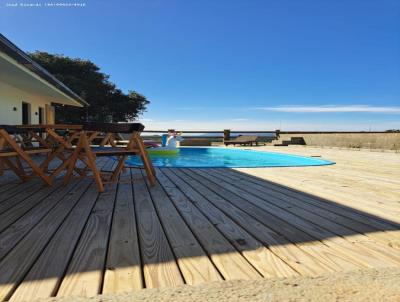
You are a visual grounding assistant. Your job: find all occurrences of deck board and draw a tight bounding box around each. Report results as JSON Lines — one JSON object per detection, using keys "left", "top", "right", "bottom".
{"left": 10, "top": 180, "right": 96, "bottom": 301}
{"left": 199, "top": 169, "right": 400, "bottom": 268}
{"left": 0, "top": 147, "right": 399, "bottom": 301}
{"left": 157, "top": 168, "right": 262, "bottom": 281}
{"left": 212, "top": 168, "right": 400, "bottom": 251}
{"left": 0, "top": 179, "right": 90, "bottom": 301}
{"left": 56, "top": 183, "right": 117, "bottom": 298}
{"left": 131, "top": 168, "right": 184, "bottom": 288}
{"left": 0, "top": 180, "right": 78, "bottom": 261}
{"left": 0, "top": 180, "right": 64, "bottom": 233}
{"left": 168, "top": 168, "right": 299, "bottom": 278}
{"left": 102, "top": 170, "right": 143, "bottom": 293}
{"left": 0, "top": 181, "right": 42, "bottom": 213}
{"left": 182, "top": 168, "right": 363, "bottom": 273}
{"left": 145, "top": 170, "right": 222, "bottom": 285}
{"left": 0, "top": 182, "right": 19, "bottom": 195}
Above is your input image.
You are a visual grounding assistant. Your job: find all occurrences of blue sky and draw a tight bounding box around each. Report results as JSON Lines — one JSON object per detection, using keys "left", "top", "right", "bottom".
{"left": 1, "top": 0, "right": 399, "bottom": 130}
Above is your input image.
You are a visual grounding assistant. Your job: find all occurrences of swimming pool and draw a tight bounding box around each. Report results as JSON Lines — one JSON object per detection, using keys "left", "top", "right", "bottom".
{"left": 126, "top": 147, "right": 334, "bottom": 168}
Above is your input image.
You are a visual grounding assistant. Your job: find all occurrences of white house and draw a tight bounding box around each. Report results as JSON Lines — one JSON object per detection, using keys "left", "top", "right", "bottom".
{"left": 0, "top": 34, "right": 88, "bottom": 125}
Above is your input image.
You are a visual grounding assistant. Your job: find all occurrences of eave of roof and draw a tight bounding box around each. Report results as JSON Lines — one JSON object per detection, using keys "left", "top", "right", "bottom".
{"left": 0, "top": 33, "right": 89, "bottom": 107}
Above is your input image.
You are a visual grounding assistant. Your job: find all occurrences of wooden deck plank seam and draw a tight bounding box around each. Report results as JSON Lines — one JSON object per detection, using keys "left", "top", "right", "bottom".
{"left": 156, "top": 168, "right": 240, "bottom": 280}
{"left": 11, "top": 180, "right": 98, "bottom": 301}
{"left": 140, "top": 169, "right": 194, "bottom": 285}
{"left": 0, "top": 158, "right": 110, "bottom": 236}
{"left": 212, "top": 172, "right": 400, "bottom": 239}
{"left": 156, "top": 168, "right": 262, "bottom": 280}
{"left": 225, "top": 169, "right": 400, "bottom": 229}
{"left": 131, "top": 168, "right": 185, "bottom": 288}
{"left": 167, "top": 168, "right": 310, "bottom": 276}
{"left": 200, "top": 169, "right": 360, "bottom": 246}
{"left": 226, "top": 170, "right": 400, "bottom": 235}
{"left": 0, "top": 183, "right": 20, "bottom": 195}
{"left": 211, "top": 169, "right": 384, "bottom": 235}
{"left": 129, "top": 168, "right": 146, "bottom": 289}
{"left": 241, "top": 169, "right": 400, "bottom": 220}
{"left": 143, "top": 169, "right": 225, "bottom": 282}
{"left": 55, "top": 182, "right": 118, "bottom": 297}
{"left": 0, "top": 181, "right": 42, "bottom": 210}
{"left": 0, "top": 181, "right": 68, "bottom": 234}
{"left": 179, "top": 168, "right": 362, "bottom": 272}
{"left": 159, "top": 168, "right": 266, "bottom": 279}
{"left": 7, "top": 158, "right": 110, "bottom": 300}
{"left": 98, "top": 191, "right": 118, "bottom": 293}
{"left": 98, "top": 173, "right": 122, "bottom": 295}
{"left": 100, "top": 157, "right": 145, "bottom": 294}
{"left": 197, "top": 169, "right": 400, "bottom": 267}
{"left": 184, "top": 168, "right": 323, "bottom": 244}
{"left": 133, "top": 168, "right": 186, "bottom": 286}
{"left": 0, "top": 187, "right": 45, "bottom": 217}
{"left": 1, "top": 179, "right": 94, "bottom": 301}
{"left": 0, "top": 180, "right": 82, "bottom": 263}
{"left": 212, "top": 169, "right": 400, "bottom": 247}
{"left": 165, "top": 167, "right": 279, "bottom": 278}
{"left": 50, "top": 182, "right": 100, "bottom": 298}
{"left": 175, "top": 169, "right": 301, "bottom": 275}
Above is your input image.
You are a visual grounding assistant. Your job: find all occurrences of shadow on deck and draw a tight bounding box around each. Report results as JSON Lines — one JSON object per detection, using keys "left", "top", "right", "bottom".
{"left": 0, "top": 160, "right": 399, "bottom": 301}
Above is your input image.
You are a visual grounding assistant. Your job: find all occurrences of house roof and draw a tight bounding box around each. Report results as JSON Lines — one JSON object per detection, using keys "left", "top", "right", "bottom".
{"left": 0, "top": 33, "right": 89, "bottom": 106}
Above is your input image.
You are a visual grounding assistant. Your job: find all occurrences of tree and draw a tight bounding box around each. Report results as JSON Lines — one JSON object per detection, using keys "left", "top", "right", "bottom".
{"left": 29, "top": 51, "right": 149, "bottom": 123}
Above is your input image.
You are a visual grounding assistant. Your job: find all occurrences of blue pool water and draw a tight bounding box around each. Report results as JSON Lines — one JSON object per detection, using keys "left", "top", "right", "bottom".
{"left": 126, "top": 147, "right": 334, "bottom": 168}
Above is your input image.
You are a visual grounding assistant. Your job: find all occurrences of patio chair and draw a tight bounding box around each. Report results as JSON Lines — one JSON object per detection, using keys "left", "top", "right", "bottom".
{"left": 63, "top": 122, "right": 156, "bottom": 192}
{"left": 224, "top": 135, "right": 259, "bottom": 146}
{"left": 0, "top": 125, "right": 52, "bottom": 185}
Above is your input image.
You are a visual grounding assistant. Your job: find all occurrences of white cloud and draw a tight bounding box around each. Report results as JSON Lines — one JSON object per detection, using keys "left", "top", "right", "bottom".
{"left": 229, "top": 118, "right": 249, "bottom": 121}
{"left": 254, "top": 105, "right": 400, "bottom": 113}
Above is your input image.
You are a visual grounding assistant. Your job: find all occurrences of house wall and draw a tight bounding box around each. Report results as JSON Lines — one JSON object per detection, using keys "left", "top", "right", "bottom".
{"left": 0, "top": 81, "right": 53, "bottom": 125}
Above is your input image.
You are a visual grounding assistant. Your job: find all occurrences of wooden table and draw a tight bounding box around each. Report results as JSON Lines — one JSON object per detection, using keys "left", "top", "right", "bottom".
{"left": 16, "top": 124, "right": 85, "bottom": 179}
{"left": 17, "top": 123, "right": 156, "bottom": 192}
{"left": 0, "top": 125, "right": 54, "bottom": 185}
{"left": 62, "top": 123, "right": 156, "bottom": 192}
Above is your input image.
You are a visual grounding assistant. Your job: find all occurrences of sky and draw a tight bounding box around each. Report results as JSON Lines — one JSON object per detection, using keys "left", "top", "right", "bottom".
{"left": 0, "top": 0, "right": 399, "bottom": 131}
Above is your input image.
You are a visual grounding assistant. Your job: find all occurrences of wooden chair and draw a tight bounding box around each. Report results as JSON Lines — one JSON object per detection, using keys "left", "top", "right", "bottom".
{"left": 63, "top": 122, "right": 156, "bottom": 192}
{"left": 0, "top": 125, "right": 52, "bottom": 185}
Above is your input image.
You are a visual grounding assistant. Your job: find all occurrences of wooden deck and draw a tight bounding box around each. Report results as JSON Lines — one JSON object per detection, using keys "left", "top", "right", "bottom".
{"left": 0, "top": 147, "right": 399, "bottom": 301}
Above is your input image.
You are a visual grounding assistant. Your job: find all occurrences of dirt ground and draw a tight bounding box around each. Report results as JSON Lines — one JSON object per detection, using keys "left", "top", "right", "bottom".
{"left": 36, "top": 267, "right": 400, "bottom": 302}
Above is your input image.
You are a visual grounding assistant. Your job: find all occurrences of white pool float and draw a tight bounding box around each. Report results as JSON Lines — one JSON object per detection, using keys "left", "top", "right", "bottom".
{"left": 147, "top": 132, "right": 184, "bottom": 155}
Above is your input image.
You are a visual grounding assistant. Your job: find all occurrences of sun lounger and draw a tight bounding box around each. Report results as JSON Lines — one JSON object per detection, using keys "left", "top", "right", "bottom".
{"left": 224, "top": 135, "right": 259, "bottom": 146}
{"left": 180, "top": 138, "right": 212, "bottom": 146}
